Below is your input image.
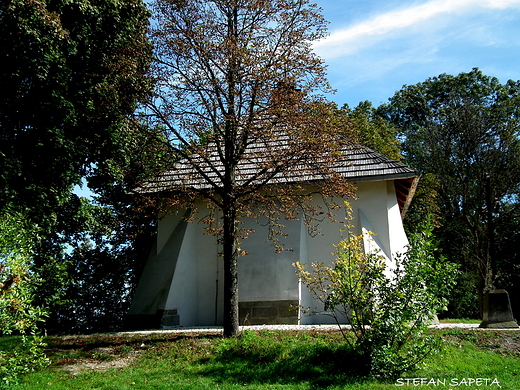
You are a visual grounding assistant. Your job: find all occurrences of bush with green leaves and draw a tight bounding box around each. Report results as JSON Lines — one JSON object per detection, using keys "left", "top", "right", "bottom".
{"left": 0, "top": 213, "right": 49, "bottom": 386}
{"left": 295, "top": 218, "right": 457, "bottom": 379}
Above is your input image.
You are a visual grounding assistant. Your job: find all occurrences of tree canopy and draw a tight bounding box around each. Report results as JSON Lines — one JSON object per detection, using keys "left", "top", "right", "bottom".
{"left": 0, "top": 0, "right": 152, "bottom": 225}
{"left": 381, "top": 68, "right": 520, "bottom": 316}
{"left": 340, "top": 101, "right": 402, "bottom": 161}
{"left": 0, "top": 0, "right": 156, "bottom": 335}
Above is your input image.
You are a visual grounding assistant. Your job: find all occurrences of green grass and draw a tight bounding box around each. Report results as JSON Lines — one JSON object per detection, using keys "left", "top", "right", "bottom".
{"left": 438, "top": 318, "right": 482, "bottom": 324}
{"left": 2, "top": 328, "right": 520, "bottom": 390}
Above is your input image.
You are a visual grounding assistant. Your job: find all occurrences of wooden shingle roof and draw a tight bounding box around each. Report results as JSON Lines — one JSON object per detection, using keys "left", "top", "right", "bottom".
{"left": 138, "top": 138, "right": 419, "bottom": 217}
{"left": 141, "top": 140, "right": 416, "bottom": 187}
{"left": 331, "top": 143, "right": 417, "bottom": 182}
{"left": 139, "top": 135, "right": 419, "bottom": 217}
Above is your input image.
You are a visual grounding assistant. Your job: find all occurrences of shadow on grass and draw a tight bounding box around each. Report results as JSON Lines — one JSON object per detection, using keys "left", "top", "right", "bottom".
{"left": 197, "top": 330, "right": 376, "bottom": 389}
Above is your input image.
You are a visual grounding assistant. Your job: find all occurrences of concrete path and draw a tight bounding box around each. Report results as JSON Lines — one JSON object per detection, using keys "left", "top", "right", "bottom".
{"left": 111, "top": 322, "right": 520, "bottom": 337}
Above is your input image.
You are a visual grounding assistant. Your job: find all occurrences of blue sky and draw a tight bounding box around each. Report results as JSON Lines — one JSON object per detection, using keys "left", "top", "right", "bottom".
{"left": 313, "top": 0, "right": 520, "bottom": 107}
{"left": 75, "top": 0, "right": 520, "bottom": 198}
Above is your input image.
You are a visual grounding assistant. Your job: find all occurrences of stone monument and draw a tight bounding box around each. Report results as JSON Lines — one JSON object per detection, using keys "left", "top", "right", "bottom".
{"left": 479, "top": 289, "right": 518, "bottom": 329}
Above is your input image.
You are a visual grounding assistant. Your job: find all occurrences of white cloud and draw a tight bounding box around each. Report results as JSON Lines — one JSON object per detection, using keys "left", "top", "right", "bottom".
{"left": 314, "top": 0, "right": 520, "bottom": 58}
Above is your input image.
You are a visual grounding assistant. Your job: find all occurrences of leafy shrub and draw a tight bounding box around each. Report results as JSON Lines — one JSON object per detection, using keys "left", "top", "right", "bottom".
{"left": 295, "top": 217, "right": 458, "bottom": 379}
{"left": 0, "top": 213, "right": 49, "bottom": 386}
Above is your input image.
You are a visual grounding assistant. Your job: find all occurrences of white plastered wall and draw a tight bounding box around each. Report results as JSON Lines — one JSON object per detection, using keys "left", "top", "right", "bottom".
{"left": 162, "top": 206, "right": 222, "bottom": 326}
{"left": 299, "top": 180, "right": 409, "bottom": 323}
{"left": 238, "top": 217, "right": 301, "bottom": 302}
{"left": 127, "top": 210, "right": 189, "bottom": 317}
{"left": 132, "top": 179, "right": 410, "bottom": 327}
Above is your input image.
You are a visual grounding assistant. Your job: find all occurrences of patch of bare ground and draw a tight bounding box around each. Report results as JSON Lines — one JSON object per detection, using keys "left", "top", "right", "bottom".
{"left": 441, "top": 329, "right": 520, "bottom": 356}
{"left": 46, "top": 334, "right": 152, "bottom": 375}
{"left": 47, "top": 331, "right": 221, "bottom": 375}
{"left": 58, "top": 348, "right": 143, "bottom": 375}
{"left": 477, "top": 332, "right": 520, "bottom": 356}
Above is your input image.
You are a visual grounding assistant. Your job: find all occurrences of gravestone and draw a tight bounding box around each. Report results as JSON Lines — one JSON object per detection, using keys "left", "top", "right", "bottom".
{"left": 479, "top": 289, "right": 518, "bottom": 329}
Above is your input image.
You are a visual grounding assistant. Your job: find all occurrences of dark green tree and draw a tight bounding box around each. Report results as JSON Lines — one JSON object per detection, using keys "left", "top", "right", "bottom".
{"left": 381, "top": 68, "right": 520, "bottom": 317}
{"left": 342, "top": 101, "right": 402, "bottom": 161}
{"left": 44, "top": 121, "right": 171, "bottom": 334}
{"left": 0, "top": 0, "right": 152, "bottom": 224}
{"left": 1, "top": 0, "right": 154, "bottom": 332}
{"left": 41, "top": 194, "right": 157, "bottom": 334}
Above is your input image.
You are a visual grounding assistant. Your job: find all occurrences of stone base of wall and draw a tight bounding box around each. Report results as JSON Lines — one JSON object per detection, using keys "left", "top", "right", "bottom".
{"left": 126, "top": 303, "right": 300, "bottom": 328}
{"left": 160, "top": 309, "right": 180, "bottom": 327}
{"left": 239, "top": 300, "right": 299, "bottom": 325}
{"left": 125, "top": 309, "right": 180, "bottom": 330}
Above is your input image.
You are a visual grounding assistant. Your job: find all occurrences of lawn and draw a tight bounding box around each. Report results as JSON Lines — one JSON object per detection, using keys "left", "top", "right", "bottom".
{"left": 2, "top": 328, "right": 520, "bottom": 389}
{"left": 438, "top": 318, "right": 482, "bottom": 324}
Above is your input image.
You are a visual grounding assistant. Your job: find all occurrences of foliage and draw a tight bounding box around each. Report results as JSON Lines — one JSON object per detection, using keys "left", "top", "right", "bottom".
{"left": 42, "top": 195, "right": 157, "bottom": 335}
{"left": 36, "top": 118, "right": 170, "bottom": 334}
{"left": 0, "top": 213, "right": 49, "bottom": 386}
{"left": 146, "top": 0, "right": 355, "bottom": 336}
{"left": 1, "top": 0, "right": 156, "bottom": 335}
{"left": 341, "top": 101, "right": 403, "bottom": 161}
{"left": 442, "top": 271, "right": 479, "bottom": 319}
{"left": 401, "top": 173, "right": 442, "bottom": 235}
{"left": 380, "top": 68, "right": 520, "bottom": 317}
{"left": 0, "top": 0, "right": 153, "bottom": 224}
{"left": 20, "top": 121, "right": 168, "bottom": 335}
{"left": 295, "top": 216, "right": 457, "bottom": 378}
{"left": 491, "top": 200, "right": 520, "bottom": 316}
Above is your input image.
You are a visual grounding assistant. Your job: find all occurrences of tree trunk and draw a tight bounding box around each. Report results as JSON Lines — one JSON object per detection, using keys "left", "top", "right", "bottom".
{"left": 222, "top": 4, "right": 239, "bottom": 336}
{"left": 222, "top": 203, "right": 239, "bottom": 337}
{"left": 485, "top": 174, "right": 496, "bottom": 288}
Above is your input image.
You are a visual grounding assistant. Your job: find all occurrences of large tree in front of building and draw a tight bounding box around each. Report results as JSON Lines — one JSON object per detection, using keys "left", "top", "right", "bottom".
{"left": 381, "top": 69, "right": 520, "bottom": 317}
{"left": 146, "top": 0, "right": 353, "bottom": 336}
